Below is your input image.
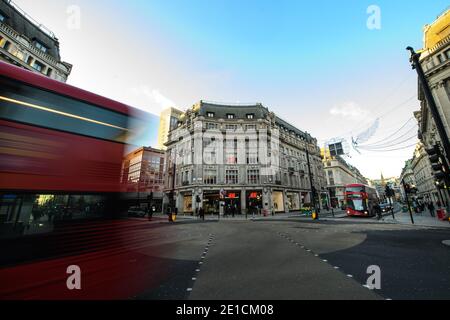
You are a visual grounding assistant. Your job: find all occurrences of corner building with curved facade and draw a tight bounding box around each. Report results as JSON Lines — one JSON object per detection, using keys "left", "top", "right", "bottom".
{"left": 163, "top": 101, "right": 327, "bottom": 215}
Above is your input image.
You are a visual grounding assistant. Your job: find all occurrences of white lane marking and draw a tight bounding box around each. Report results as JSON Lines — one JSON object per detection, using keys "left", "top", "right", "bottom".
{"left": 322, "top": 259, "right": 328, "bottom": 262}
{"left": 334, "top": 266, "right": 339, "bottom": 269}
{"left": 196, "top": 269, "right": 200, "bottom": 272}
{"left": 187, "top": 288, "right": 193, "bottom": 292}
{"left": 347, "top": 274, "right": 353, "bottom": 278}
{"left": 192, "top": 278, "right": 197, "bottom": 281}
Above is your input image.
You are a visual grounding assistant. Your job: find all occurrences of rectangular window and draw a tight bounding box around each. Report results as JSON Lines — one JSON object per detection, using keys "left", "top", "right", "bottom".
{"left": 225, "top": 124, "right": 238, "bottom": 130}
{"left": 3, "top": 40, "right": 11, "bottom": 51}
{"left": 34, "top": 41, "right": 48, "bottom": 53}
{"left": 225, "top": 139, "right": 238, "bottom": 164}
{"left": 225, "top": 169, "right": 238, "bottom": 184}
{"left": 204, "top": 169, "right": 217, "bottom": 185}
{"left": 247, "top": 169, "right": 260, "bottom": 185}
{"left": 246, "top": 124, "right": 256, "bottom": 131}
{"left": 437, "top": 54, "right": 444, "bottom": 64}
{"left": 446, "top": 50, "right": 450, "bottom": 60}
{"left": 0, "top": 13, "right": 5, "bottom": 22}
{"left": 227, "top": 114, "right": 235, "bottom": 119}
{"left": 246, "top": 114, "right": 254, "bottom": 119}
{"left": 205, "top": 122, "right": 218, "bottom": 130}
{"left": 207, "top": 112, "right": 215, "bottom": 118}
{"left": 32, "top": 61, "right": 45, "bottom": 72}
{"left": 0, "top": 76, "right": 139, "bottom": 144}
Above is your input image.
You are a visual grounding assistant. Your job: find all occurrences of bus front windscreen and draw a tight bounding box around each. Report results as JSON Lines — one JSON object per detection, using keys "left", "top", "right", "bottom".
{"left": 347, "top": 199, "right": 366, "bottom": 211}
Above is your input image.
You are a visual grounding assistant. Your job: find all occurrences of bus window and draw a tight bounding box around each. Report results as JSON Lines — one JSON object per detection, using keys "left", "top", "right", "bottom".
{"left": 0, "top": 76, "right": 134, "bottom": 143}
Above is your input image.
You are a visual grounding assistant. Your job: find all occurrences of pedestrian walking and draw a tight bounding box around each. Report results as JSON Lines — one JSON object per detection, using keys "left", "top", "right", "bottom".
{"left": 199, "top": 207, "right": 205, "bottom": 221}
{"left": 427, "top": 202, "right": 435, "bottom": 217}
{"left": 374, "top": 202, "right": 382, "bottom": 220}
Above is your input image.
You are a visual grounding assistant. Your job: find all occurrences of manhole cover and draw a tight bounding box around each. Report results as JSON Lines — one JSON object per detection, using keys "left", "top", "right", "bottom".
{"left": 442, "top": 240, "right": 450, "bottom": 247}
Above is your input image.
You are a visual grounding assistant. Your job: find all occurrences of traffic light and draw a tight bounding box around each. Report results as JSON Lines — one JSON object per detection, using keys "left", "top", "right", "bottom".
{"left": 426, "top": 145, "right": 450, "bottom": 185}
{"left": 385, "top": 185, "right": 391, "bottom": 197}
{"left": 404, "top": 183, "right": 411, "bottom": 194}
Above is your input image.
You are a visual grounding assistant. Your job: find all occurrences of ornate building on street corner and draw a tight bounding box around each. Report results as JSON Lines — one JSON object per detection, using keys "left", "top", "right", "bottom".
{"left": 0, "top": 0, "right": 72, "bottom": 82}
{"left": 414, "top": 9, "right": 450, "bottom": 205}
{"left": 163, "top": 101, "right": 328, "bottom": 215}
{"left": 321, "top": 148, "right": 368, "bottom": 209}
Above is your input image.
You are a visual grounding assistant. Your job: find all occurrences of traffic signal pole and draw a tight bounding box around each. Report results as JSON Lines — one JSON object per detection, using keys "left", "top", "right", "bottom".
{"left": 402, "top": 179, "right": 415, "bottom": 225}
{"left": 407, "top": 47, "right": 450, "bottom": 165}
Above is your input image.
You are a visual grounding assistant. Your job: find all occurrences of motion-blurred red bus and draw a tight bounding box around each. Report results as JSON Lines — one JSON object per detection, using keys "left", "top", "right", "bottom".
{"left": 345, "top": 184, "right": 378, "bottom": 217}
{"left": 0, "top": 61, "right": 146, "bottom": 240}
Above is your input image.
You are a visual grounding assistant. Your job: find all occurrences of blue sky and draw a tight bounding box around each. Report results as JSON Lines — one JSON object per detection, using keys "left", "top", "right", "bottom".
{"left": 15, "top": 0, "right": 450, "bottom": 179}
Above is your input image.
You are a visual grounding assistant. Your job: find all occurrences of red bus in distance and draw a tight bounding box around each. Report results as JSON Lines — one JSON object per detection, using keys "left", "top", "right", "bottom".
{"left": 345, "top": 184, "right": 379, "bottom": 217}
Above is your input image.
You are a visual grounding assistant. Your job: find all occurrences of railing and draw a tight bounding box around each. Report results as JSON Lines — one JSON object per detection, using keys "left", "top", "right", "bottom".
{"left": 5, "top": 0, "right": 57, "bottom": 39}
{"left": 201, "top": 100, "right": 262, "bottom": 107}
{"left": 0, "top": 22, "right": 61, "bottom": 68}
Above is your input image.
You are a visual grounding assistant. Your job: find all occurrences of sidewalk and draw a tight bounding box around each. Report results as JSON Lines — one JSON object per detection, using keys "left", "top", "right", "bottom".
{"left": 382, "top": 209, "right": 450, "bottom": 228}
{"left": 173, "top": 209, "right": 347, "bottom": 221}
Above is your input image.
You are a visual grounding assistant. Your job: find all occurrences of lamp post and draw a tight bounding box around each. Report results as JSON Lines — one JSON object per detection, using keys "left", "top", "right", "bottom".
{"left": 305, "top": 145, "right": 318, "bottom": 219}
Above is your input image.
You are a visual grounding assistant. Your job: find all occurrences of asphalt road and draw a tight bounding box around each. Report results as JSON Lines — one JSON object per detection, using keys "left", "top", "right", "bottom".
{"left": 138, "top": 215, "right": 450, "bottom": 300}
{"left": 2, "top": 215, "right": 450, "bottom": 300}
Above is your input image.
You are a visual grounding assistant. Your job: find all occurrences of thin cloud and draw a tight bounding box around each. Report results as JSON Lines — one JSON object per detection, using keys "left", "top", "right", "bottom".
{"left": 129, "top": 85, "right": 178, "bottom": 115}
{"left": 330, "top": 102, "right": 372, "bottom": 122}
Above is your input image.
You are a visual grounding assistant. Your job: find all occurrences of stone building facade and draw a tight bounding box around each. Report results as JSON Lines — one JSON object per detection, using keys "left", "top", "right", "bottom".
{"left": 411, "top": 143, "right": 439, "bottom": 203}
{"left": 0, "top": 0, "right": 72, "bottom": 82}
{"left": 414, "top": 9, "right": 449, "bottom": 206}
{"left": 121, "top": 147, "right": 165, "bottom": 211}
{"left": 399, "top": 159, "right": 416, "bottom": 201}
{"left": 163, "top": 101, "right": 327, "bottom": 215}
{"left": 322, "top": 149, "right": 368, "bottom": 209}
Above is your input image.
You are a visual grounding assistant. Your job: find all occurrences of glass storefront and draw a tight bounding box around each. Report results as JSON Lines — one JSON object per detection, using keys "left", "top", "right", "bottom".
{"left": 203, "top": 192, "right": 220, "bottom": 214}
{"left": 224, "top": 191, "right": 241, "bottom": 216}
{"left": 272, "top": 191, "right": 284, "bottom": 213}
{"left": 0, "top": 193, "right": 108, "bottom": 238}
{"left": 247, "top": 191, "right": 262, "bottom": 214}
{"left": 183, "top": 194, "right": 193, "bottom": 214}
{"left": 286, "top": 192, "right": 300, "bottom": 211}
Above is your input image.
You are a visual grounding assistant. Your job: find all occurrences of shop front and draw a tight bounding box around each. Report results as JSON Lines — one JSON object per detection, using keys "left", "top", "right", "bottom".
{"left": 301, "top": 192, "right": 310, "bottom": 207}
{"left": 247, "top": 190, "right": 262, "bottom": 214}
{"left": 183, "top": 193, "right": 193, "bottom": 214}
{"left": 286, "top": 192, "right": 300, "bottom": 211}
{"left": 203, "top": 191, "right": 220, "bottom": 214}
{"left": 272, "top": 191, "right": 284, "bottom": 213}
{"left": 224, "top": 191, "right": 241, "bottom": 216}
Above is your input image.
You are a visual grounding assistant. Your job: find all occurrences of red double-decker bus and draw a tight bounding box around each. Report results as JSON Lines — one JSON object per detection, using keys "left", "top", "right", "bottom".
{"left": 345, "top": 184, "right": 378, "bottom": 217}
{"left": 0, "top": 61, "right": 146, "bottom": 239}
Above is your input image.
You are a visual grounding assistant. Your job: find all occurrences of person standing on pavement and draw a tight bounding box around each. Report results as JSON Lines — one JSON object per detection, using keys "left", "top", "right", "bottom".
{"left": 427, "top": 201, "right": 435, "bottom": 217}
{"left": 374, "top": 202, "right": 382, "bottom": 220}
{"left": 199, "top": 207, "right": 205, "bottom": 221}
